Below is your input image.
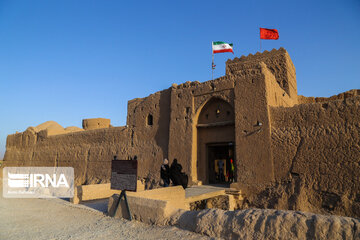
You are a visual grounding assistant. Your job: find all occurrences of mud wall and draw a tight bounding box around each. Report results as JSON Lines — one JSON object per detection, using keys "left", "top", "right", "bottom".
{"left": 227, "top": 47, "right": 297, "bottom": 99}
{"left": 264, "top": 96, "right": 360, "bottom": 217}
{"left": 298, "top": 89, "right": 360, "bottom": 104}
{"left": 228, "top": 51, "right": 298, "bottom": 194}
{"left": 168, "top": 76, "right": 235, "bottom": 183}
{"left": 231, "top": 63, "right": 274, "bottom": 194}
{"left": 264, "top": 64, "right": 297, "bottom": 108}
{"left": 4, "top": 127, "right": 131, "bottom": 185}
{"left": 4, "top": 88, "right": 173, "bottom": 187}
{"left": 126, "top": 88, "right": 172, "bottom": 183}
{"left": 82, "top": 118, "right": 110, "bottom": 130}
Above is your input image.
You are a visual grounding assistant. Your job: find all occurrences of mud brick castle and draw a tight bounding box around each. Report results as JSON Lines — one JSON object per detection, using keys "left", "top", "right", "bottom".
{"left": 4, "top": 48, "right": 360, "bottom": 218}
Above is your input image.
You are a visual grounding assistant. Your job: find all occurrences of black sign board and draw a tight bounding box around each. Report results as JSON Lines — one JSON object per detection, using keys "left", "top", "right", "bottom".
{"left": 110, "top": 160, "right": 138, "bottom": 191}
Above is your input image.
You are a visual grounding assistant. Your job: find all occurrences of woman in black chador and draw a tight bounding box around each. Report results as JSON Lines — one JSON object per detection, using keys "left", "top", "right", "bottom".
{"left": 160, "top": 158, "right": 170, "bottom": 187}
{"left": 170, "top": 159, "right": 188, "bottom": 189}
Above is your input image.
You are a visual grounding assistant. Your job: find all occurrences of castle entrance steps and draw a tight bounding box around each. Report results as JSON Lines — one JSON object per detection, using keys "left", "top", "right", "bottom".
{"left": 185, "top": 185, "right": 244, "bottom": 210}
{"left": 185, "top": 185, "right": 226, "bottom": 200}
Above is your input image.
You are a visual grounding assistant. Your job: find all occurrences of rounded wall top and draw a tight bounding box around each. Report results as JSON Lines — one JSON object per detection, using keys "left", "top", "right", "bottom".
{"left": 82, "top": 118, "right": 111, "bottom": 130}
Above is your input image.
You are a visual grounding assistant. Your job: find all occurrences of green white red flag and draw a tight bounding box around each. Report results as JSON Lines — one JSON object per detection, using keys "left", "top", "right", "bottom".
{"left": 212, "top": 41, "right": 234, "bottom": 54}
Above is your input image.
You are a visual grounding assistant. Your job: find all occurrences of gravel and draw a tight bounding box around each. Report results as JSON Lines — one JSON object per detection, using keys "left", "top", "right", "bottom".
{"left": 0, "top": 190, "right": 220, "bottom": 240}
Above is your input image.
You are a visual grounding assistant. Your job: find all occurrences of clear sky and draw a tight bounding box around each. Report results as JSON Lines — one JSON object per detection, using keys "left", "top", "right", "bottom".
{"left": 0, "top": 0, "right": 359, "bottom": 159}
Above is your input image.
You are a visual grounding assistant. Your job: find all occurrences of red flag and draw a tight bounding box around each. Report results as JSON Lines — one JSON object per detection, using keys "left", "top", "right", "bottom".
{"left": 260, "top": 28, "right": 279, "bottom": 40}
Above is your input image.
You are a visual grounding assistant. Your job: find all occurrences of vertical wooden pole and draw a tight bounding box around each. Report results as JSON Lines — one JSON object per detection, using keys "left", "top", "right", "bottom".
{"left": 212, "top": 41, "right": 214, "bottom": 80}
{"left": 113, "top": 190, "right": 132, "bottom": 221}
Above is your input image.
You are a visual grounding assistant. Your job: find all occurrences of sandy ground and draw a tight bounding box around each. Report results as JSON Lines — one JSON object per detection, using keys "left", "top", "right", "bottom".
{"left": 0, "top": 183, "right": 220, "bottom": 240}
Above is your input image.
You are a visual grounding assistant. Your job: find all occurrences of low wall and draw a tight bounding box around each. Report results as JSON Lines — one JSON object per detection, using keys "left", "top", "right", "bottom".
{"left": 169, "top": 208, "right": 360, "bottom": 239}
{"left": 71, "top": 181, "right": 145, "bottom": 204}
{"left": 297, "top": 89, "right": 360, "bottom": 104}
{"left": 108, "top": 186, "right": 187, "bottom": 224}
{"left": 4, "top": 127, "right": 132, "bottom": 185}
{"left": 108, "top": 191, "right": 360, "bottom": 239}
{"left": 3, "top": 125, "right": 169, "bottom": 186}
{"left": 125, "top": 185, "right": 186, "bottom": 210}
{"left": 108, "top": 195, "right": 177, "bottom": 224}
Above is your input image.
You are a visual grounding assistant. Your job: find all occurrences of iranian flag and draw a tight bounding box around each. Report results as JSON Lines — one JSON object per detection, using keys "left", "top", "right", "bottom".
{"left": 212, "top": 41, "right": 234, "bottom": 54}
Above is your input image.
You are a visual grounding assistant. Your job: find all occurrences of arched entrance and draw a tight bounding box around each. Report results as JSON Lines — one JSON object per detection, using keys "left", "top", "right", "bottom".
{"left": 196, "top": 98, "right": 235, "bottom": 184}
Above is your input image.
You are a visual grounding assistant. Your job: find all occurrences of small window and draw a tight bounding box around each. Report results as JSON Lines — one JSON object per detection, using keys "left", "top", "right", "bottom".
{"left": 147, "top": 114, "right": 153, "bottom": 126}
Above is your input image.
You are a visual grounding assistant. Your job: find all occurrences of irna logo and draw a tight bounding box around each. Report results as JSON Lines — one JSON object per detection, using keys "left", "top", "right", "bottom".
{"left": 3, "top": 167, "right": 74, "bottom": 198}
{"left": 8, "top": 172, "right": 69, "bottom": 188}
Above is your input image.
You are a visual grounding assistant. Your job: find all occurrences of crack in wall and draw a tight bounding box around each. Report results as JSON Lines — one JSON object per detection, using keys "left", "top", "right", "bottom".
{"left": 290, "top": 129, "right": 304, "bottom": 175}
{"left": 83, "top": 148, "right": 90, "bottom": 185}
{"left": 55, "top": 152, "right": 59, "bottom": 167}
{"left": 131, "top": 130, "right": 134, "bottom": 147}
{"left": 30, "top": 151, "right": 35, "bottom": 164}
{"left": 351, "top": 219, "right": 358, "bottom": 240}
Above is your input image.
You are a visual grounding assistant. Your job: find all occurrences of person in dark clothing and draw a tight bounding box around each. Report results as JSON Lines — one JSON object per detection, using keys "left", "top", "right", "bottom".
{"left": 170, "top": 158, "right": 188, "bottom": 189}
{"left": 160, "top": 158, "right": 170, "bottom": 187}
{"left": 170, "top": 159, "right": 180, "bottom": 185}
{"left": 171, "top": 159, "right": 182, "bottom": 172}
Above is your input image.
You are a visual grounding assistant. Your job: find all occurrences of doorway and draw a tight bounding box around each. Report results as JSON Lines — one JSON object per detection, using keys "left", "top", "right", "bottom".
{"left": 196, "top": 97, "right": 235, "bottom": 184}
{"left": 207, "top": 143, "right": 234, "bottom": 184}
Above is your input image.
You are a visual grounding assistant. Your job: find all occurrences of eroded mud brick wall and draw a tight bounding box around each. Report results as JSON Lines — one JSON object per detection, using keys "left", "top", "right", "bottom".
{"left": 5, "top": 127, "right": 131, "bottom": 185}
{"left": 126, "top": 88, "right": 171, "bottom": 181}
{"left": 82, "top": 118, "right": 111, "bottom": 130}
{"left": 166, "top": 48, "right": 299, "bottom": 187}
{"left": 227, "top": 47, "right": 297, "bottom": 100}
{"left": 226, "top": 49, "right": 298, "bottom": 194}
{"left": 270, "top": 96, "right": 360, "bottom": 217}
{"left": 168, "top": 77, "right": 235, "bottom": 183}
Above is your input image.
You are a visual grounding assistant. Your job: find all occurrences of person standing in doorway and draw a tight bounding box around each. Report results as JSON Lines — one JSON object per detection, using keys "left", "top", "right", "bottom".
{"left": 218, "top": 160, "right": 225, "bottom": 182}
{"left": 229, "top": 158, "right": 235, "bottom": 183}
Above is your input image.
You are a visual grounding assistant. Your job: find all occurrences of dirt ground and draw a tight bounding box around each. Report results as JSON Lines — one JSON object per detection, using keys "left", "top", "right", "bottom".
{"left": 0, "top": 180, "right": 220, "bottom": 240}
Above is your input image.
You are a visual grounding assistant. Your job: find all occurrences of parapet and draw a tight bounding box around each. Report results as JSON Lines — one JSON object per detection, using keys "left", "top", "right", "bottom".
{"left": 226, "top": 48, "right": 297, "bottom": 99}
{"left": 298, "top": 89, "right": 360, "bottom": 104}
{"left": 82, "top": 118, "right": 111, "bottom": 130}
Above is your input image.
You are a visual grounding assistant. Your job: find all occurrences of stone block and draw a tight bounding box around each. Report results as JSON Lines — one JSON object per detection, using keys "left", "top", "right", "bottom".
{"left": 108, "top": 192, "right": 180, "bottom": 224}
{"left": 70, "top": 181, "right": 145, "bottom": 204}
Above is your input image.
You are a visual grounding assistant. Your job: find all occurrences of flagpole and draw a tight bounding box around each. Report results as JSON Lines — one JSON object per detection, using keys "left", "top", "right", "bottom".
{"left": 212, "top": 41, "right": 214, "bottom": 80}
{"left": 259, "top": 28, "right": 262, "bottom": 52}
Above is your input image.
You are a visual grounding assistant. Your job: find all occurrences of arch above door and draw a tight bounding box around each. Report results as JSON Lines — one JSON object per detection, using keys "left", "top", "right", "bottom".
{"left": 193, "top": 97, "right": 235, "bottom": 184}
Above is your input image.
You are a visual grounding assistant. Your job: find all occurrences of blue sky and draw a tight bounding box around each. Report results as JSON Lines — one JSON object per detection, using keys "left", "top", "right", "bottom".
{"left": 0, "top": 0, "right": 359, "bottom": 159}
